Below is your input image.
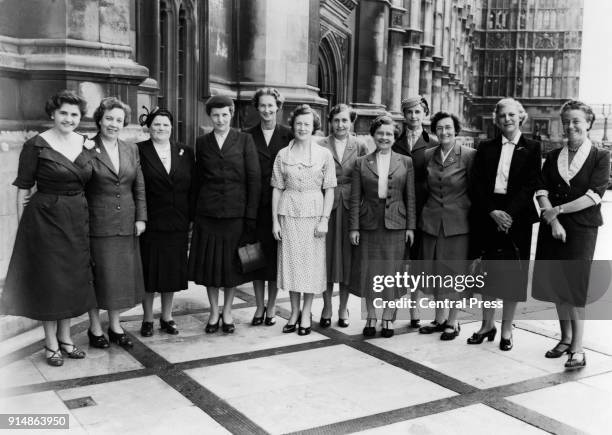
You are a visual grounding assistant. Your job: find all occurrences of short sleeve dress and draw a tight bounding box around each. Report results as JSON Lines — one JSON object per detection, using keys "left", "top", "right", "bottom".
{"left": 271, "top": 142, "right": 337, "bottom": 294}
{"left": 0, "top": 135, "right": 97, "bottom": 321}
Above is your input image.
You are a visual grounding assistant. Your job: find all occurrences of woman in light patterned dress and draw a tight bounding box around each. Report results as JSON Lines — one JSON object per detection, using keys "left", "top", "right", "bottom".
{"left": 271, "top": 104, "right": 337, "bottom": 336}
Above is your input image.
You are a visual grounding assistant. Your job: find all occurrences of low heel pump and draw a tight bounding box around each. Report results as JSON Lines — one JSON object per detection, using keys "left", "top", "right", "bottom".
{"left": 283, "top": 312, "right": 301, "bottom": 333}
{"left": 298, "top": 314, "right": 312, "bottom": 336}
{"left": 466, "top": 327, "right": 497, "bottom": 344}
{"left": 87, "top": 329, "right": 109, "bottom": 349}
{"left": 108, "top": 328, "right": 133, "bottom": 349}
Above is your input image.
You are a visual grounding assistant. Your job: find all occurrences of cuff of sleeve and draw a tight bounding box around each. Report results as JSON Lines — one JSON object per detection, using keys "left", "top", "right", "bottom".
{"left": 13, "top": 179, "right": 34, "bottom": 190}
{"left": 586, "top": 189, "right": 602, "bottom": 205}
{"left": 535, "top": 189, "right": 549, "bottom": 197}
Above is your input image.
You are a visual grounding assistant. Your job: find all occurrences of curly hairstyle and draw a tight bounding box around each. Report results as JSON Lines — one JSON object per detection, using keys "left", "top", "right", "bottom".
{"left": 93, "top": 97, "right": 131, "bottom": 129}
{"left": 431, "top": 111, "right": 461, "bottom": 133}
{"left": 328, "top": 103, "right": 357, "bottom": 124}
{"left": 493, "top": 97, "right": 528, "bottom": 126}
{"left": 369, "top": 114, "right": 400, "bottom": 138}
{"left": 288, "top": 104, "right": 321, "bottom": 134}
{"left": 252, "top": 88, "right": 283, "bottom": 109}
{"left": 560, "top": 99, "right": 595, "bottom": 130}
{"left": 45, "top": 90, "right": 87, "bottom": 118}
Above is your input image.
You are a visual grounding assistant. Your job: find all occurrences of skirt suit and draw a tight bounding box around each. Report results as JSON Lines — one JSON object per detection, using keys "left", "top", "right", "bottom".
{"left": 471, "top": 135, "right": 541, "bottom": 301}
{"left": 87, "top": 135, "right": 147, "bottom": 310}
{"left": 1, "top": 135, "right": 96, "bottom": 321}
{"left": 271, "top": 142, "right": 337, "bottom": 294}
{"left": 137, "top": 140, "right": 194, "bottom": 293}
{"left": 244, "top": 123, "right": 293, "bottom": 281}
{"left": 349, "top": 151, "right": 416, "bottom": 301}
{"left": 533, "top": 142, "right": 610, "bottom": 307}
{"left": 188, "top": 129, "right": 261, "bottom": 288}
{"left": 420, "top": 144, "right": 476, "bottom": 297}
{"left": 319, "top": 135, "right": 369, "bottom": 286}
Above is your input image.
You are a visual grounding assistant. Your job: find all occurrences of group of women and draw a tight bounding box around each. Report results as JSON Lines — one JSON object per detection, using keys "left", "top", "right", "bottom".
{"left": 0, "top": 88, "right": 607, "bottom": 373}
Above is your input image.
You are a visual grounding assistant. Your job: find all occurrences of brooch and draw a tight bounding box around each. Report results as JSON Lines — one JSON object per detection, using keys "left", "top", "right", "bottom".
{"left": 95, "top": 147, "right": 101, "bottom": 154}
{"left": 83, "top": 139, "right": 96, "bottom": 150}
{"left": 179, "top": 149, "right": 184, "bottom": 156}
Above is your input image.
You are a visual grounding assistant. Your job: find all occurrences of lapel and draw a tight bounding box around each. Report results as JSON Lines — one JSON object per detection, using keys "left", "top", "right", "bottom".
{"left": 341, "top": 135, "right": 357, "bottom": 165}
{"left": 252, "top": 125, "right": 271, "bottom": 159}
{"left": 488, "top": 137, "right": 503, "bottom": 186}
{"left": 220, "top": 129, "right": 238, "bottom": 155}
{"left": 388, "top": 151, "right": 402, "bottom": 176}
{"left": 412, "top": 134, "right": 428, "bottom": 155}
{"left": 169, "top": 143, "right": 179, "bottom": 179}
{"left": 323, "top": 136, "right": 341, "bottom": 166}
{"left": 207, "top": 132, "right": 224, "bottom": 157}
{"left": 365, "top": 152, "right": 378, "bottom": 177}
{"left": 93, "top": 135, "right": 119, "bottom": 177}
{"left": 117, "top": 139, "right": 130, "bottom": 179}
{"left": 507, "top": 135, "right": 526, "bottom": 188}
{"left": 442, "top": 143, "right": 460, "bottom": 168}
{"left": 268, "top": 124, "right": 291, "bottom": 157}
{"left": 141, "top": 140, "right": 171, "bottom": 183}
{"left": 36, "top": 135, "right": 86, "bottom": 184}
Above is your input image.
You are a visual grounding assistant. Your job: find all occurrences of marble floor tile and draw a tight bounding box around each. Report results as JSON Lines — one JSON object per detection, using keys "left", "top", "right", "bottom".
{"left": 356, "top": 403, "right": 547, "bottom": 435}
{"left": 0, "top": 390, "right": 85, "bottom": 433}
{"left": 0, "top": 357, "right": 46, "bottom": 389}
{"left": 370, "top": 321, "right": 612, "bottom": 388}
{"left": 56, "top": 375, "right": 229, "bottom": 434}
{"left": 508, "top": 372, "right": 612, "bottom": 435}
{"left": 186, "top": 345, "right": 456, "bottom": 433}
{"left": 134, "top": 307, "right": 328, "bottom": 364}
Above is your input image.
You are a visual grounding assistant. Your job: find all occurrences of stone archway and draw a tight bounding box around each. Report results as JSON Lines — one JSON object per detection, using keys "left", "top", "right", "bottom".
{"left": 318, "top": 31, "right": 346, "bottom": 133}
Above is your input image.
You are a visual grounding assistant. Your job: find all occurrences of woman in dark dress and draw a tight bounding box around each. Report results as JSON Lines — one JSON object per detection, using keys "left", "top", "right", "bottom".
{"left": 137, "top": 108, "right": 194, "bottom": 337}
{"left": 469, "top": 98, "right": 541, "bottom": 351}
{"left": 319, "top": 104, "right": 368, "bottom": 328}
{"left": 189, "top": 96, "right": 261, "bottom": 334}
{"left": 349, "top": 115, "right": 416, "bottom": 338}
{"left": 534, "top": 100, "right": 610, "bottom": 370}
{"left": 244, "top": 88, "right": 292, "bottom": 326}
{"left": 0, "top": 90, "right": 96, "bottom": 366}
{"left": 87, "top": 97, "right": 147, "bottom": 350}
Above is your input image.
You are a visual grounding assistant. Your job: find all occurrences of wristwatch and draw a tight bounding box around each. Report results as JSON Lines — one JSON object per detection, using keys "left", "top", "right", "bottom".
{"left": 556, "top": 205, "right": 564, "bottom": 214}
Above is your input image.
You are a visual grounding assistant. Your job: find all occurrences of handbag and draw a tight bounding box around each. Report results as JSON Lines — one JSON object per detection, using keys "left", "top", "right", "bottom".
{"left": 237, "top": 242, "right": 267, "bottom": 273}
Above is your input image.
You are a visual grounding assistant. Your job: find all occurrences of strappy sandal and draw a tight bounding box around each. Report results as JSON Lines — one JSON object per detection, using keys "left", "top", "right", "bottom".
{"left": 565, "top": 351, "right": 586, "bottom": 371}
{"left": 58, "top": 341, "right": 86, "bottom": 359}
{"left": 545, "top": 341, "right": 571, "bottom": 358}
{"left": 44, "top": 346, "right": 64, "bottom": 367}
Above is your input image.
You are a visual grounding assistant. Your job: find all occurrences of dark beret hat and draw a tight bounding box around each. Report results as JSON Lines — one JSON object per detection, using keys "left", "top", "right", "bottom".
{"left": 205, "top": 95, "right": 234, "bottom": 107}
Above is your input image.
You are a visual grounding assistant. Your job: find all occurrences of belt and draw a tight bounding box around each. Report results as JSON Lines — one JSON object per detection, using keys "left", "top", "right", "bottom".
{"left": 38, "top": 189, "right": 84, "bottom": 196}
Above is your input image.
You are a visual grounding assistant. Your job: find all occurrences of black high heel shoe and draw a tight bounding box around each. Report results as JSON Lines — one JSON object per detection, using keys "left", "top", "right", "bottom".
{"left": 440, "top": 323, "right": 460, "bottom": 341}
{"left": 419, "top": 320, "right": 447, "bottom": 334}
{"left": 221, "top": 315, "right": 235, "bottom": 334}
{"left": 466, "top": 327, "right": 497, "bottom": 344}
{"left": 410, "top": 319, "right": 421, "bottom": 329}
{"left": 264, "top": 308, "right": 276, "bottom": 326}
{"left": 283, "top": 312, "right": 301, "bottom": 333}
{"left": 337, "top": 309, "right": 349, "bottom": 328}
{"left": 108, "top": 328, "right": 133, "bottom": 349}
{"left": 160, "top": 319, "right": 179, "bottom": 335}
{"left": 362, "top": 318, "right": 377, "bottom": 337}
{"left": 319, "top": 309, "right": 331, "bottom": 328}
{"left": 381, "top": 320, "right": 394, "bottom": 338}
{"left": 140, "top": 321, "right": 154, "bottom": 337}
{"left": 205, "top": 317, "right": 220, "bottom": 334}
{"left": 499, "top": 334, "right": 513, "bottom": 351}
{"left": 298, "top": 314, "right": 312, "bottom": 336}
{"left": 88, "top": 329, "right": 109, "bottom": 349}
{"left": 252, "top": 307, "right": 266, "bottom": 326}
{"left": 545, "top": 341, "right": 571, "bottom": 358}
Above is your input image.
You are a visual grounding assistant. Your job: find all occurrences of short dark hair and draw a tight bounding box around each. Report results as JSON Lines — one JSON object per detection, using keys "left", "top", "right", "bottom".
{"left": 288, "top": 104, "right": 321, "bottom": 133}
{"left": 328, "top": 103, "right": 357, "bottom": 124}
{"left": 369, "top": 114, "right": 400, "bottom": 138}
{"left": 139, "top": 107, "right": 174, "bottom": 128}
{"left": 45, "top": 90, "right": 87, "bottom": 118}
{"left": 93, "top": 97, "right": 131, "bottom": 129}
{"left": 252, "top": 88, "right": 283, "bottom": 109}
{"left": 431, "top": 111, "right": 461, "bottom": 134}
{"left": 560, "top": 99, "right": 596, "bottom": 130}
{"left": 205, "top": 95, "right": 235, "bottom": 117}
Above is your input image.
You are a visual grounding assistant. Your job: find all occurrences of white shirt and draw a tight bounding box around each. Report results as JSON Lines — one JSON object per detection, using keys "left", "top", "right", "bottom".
{"left": 494, "top": 132, "right": 521, "bottom": 194}
{"left": 103, "top": 141, "right": 120, "bottom": 173}
{"left": 153, "top": 142, "right": 171, "bottom": 174}
{"left": 407, "top": 128, "right": 422, "bottom": 152}
{"left": 334, "top": 137, "right": 348, "bottom": 162}
{"left": 377, "top": 151, "right": 391, "bottom": 199}
{"left": 262, "top": 127, "right": 274, "bottom": 146}
{"left": 214, "top": 130, "right": 230, "bottom": 149}
{"left": 440, "top": 146, "right": 454, "bottom": 164}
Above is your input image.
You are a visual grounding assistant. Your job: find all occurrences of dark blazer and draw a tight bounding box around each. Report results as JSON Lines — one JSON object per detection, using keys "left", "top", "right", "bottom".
{"left": 192, "top": 128, "right": 261, "bottom": 219}
{"left": 349, "top": 151, "right": 416, "bottom": 231}
{"left": 540, "top": 145, "right": 610, "bottom": 228}
{"left": 244, "top": 123, "right": 292, "bottom": 210}
{"left": 420, "top": 144, "right": 476, "bottom": 237}
{"left": 471, "top": 135, "right": 541, "bottom": 224}
{"left": 319, "top": 134, "right": 369, "bottom": 210}
{"left": 137, "top": 140, "right": 194, "bottom": 232}
{"left": 393, "top": 129, "right": 439, "bottom": 216}
{"left": 87, "top": 135, "right": 147, "bottom": 237}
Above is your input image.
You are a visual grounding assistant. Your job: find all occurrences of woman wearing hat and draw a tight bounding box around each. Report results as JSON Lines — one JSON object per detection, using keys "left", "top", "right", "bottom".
{"left": 393, "top": 96, "right": 438, "bottom": 331}
{"left": 189, "top": 96, "right": 261, "bottom": 334}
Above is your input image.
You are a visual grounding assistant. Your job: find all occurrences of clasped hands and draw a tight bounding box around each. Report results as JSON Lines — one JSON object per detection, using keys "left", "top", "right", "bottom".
{"left": 349, "top": 229, "right": 414, "bottom": 246}
{"left": 272, "top": 218, "right": 329, "bottom": 241}
{"left": 540, "top": 206, "right": 566, "bottom": 243}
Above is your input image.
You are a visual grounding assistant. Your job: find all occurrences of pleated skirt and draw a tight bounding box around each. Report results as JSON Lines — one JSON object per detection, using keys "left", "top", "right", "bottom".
{"left": 140, "top": 231, "right": 188, "bottom": 293}
{"left": 420, "top": 229, "right": 470, "bottom": 297}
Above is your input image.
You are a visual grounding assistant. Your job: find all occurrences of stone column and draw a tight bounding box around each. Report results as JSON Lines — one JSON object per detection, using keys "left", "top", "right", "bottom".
{"left": 402, "top": 0, "right": 422, "bottom": 100}
{"left": 419, "top": 0, "right": 434, "bottom": 104}
{"left": 431, "top": 0, "right": 444, "bottom": 113}
{"left": 386, "top": 1, "right": 407, "bottom": 114}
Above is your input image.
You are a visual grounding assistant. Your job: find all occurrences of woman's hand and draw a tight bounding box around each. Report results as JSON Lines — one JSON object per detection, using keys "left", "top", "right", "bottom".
{"left": 541, "top": 206, "right": 560, "bottom": 225}
{"left": 405, "top": 229, "right": 414, "bottom": 246}
{"left": 135, "top": 220, "right": 146, "bottom": 236}
{"left": 349, "top": 230, "right": 360, "bottom": 246}
{"left": 551, "top": 219, "right": 566, "bottom": 243}
{"left": 272, "top": 220, "right": 282, "bottom": 241}
{"left": 489, "top": 210, "right": 513, "bottom": 232}
{"left": 314, "top": 218, "right": 328, "bottom": 238}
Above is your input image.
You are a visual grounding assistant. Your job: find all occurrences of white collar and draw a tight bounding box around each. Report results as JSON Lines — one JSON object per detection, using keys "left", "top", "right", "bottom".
{"left": 502, "top": 132, "right": 521, "bottom": 145}
{"left": 558, "top": 138, "right": 592, "bottom": 185}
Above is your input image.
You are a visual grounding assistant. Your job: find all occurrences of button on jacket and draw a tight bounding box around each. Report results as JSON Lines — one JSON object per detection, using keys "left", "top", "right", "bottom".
{"left": 137, "top": 140, "right": 195, "bottom": 232}
{"left": 87, "top": 135, "right": 147, "bottom": 237}
{"left": 420, "top": 144, "right": 476, "bottom": 237}
{"left": 349, "top": 151, "right": 416, "bottom": 231}
{"left": 192, "top": 128, "right": 261, "bottom": 219}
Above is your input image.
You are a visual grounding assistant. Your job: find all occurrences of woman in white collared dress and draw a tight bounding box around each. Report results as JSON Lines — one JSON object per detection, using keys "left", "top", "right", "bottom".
{"left": 533, "top": 100, "right": 610, "bottom": 370}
